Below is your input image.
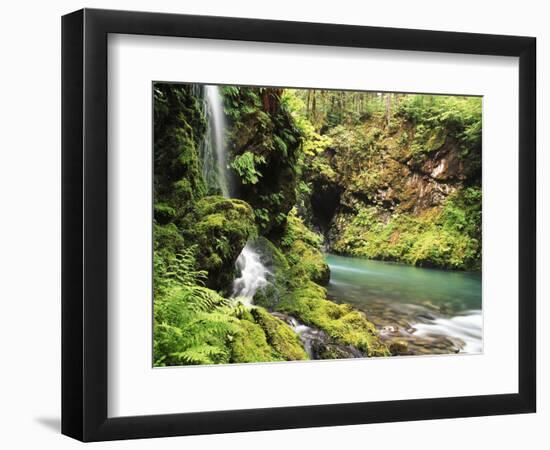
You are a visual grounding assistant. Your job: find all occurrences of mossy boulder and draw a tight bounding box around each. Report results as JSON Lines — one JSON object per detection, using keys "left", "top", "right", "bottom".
{"left": 287, "top": 239, "right": 330, "bottom": 286}
{"left": 153, "top": 223, "right": 186, "bottom": 257}
{"left": 229, "top": 307, "right": 308, "bottom": 363}
{"left": 181, "top": 196, "right": 257, "bottom": 292}
{"left": 230, "top": 320, "right": 278, "bottom": 363}
{"left": 251, "top": 307, "right": 308, "bottom": 361}
{"left": 276, "top": 281, "right": 389, "bottom": 357}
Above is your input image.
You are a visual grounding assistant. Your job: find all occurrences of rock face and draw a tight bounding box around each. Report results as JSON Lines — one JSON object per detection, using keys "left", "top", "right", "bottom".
{"left": 153, "top": 83, "right": 207, "bottom": 224}
{"left": 224, "top": 87, "right": 303, "bottom": 239}
{"left": 305, "top": 111, "right": 482, "bottom": 270}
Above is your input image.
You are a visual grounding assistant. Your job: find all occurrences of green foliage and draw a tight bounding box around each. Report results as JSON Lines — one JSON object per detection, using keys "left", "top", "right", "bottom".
{"left": 153, "top": 83, "right": 207, "bottom": 223}
{"left": 153, "top": 246, "right": 238, "bottom": 366}
{"left": 397, "top": 95, "right": 482, "bottom": 158}
{"left": 181, "top": 196, "right": 257, "bottom": 291}
{"left": 230, "top": 151, "right": 266, "bottom": 184}
{"left": 280, "top": 208, "right": 323, "bottom": 248}
{"left": 222, "top": 86, "right": 303, "bottom": 236}
{"left": 332, "top": 187, "right": 481, "bottom": 269}
{"left": 153, "top": 82, "right": 482, "bottom": 366}
{"left": 282, "top": 90, "right": 333, "bottom": 156}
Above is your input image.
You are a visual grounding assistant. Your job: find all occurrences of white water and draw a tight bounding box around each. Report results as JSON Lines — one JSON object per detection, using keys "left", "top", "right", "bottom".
{"left": 411, "top": 310, "right": 483, "bottom": 353}
{"left": 202, "top": 85, "right": 230, "bottom": 197}
{"left": 286, "top": 316, "right": 316, "bottom": 359}
{"left": 231, "top": 244, "right": 271, "bottom": 305}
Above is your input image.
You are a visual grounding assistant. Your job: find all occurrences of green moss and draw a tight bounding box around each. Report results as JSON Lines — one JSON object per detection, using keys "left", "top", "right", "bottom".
{"left": 276, "top": 281, "right": 389, "bottom": 357}
{"left": 251, "top": 308, "right": 308, "bottom": 360}
{"left": 251, "top": 237, "right": 290, "bottom": 309}
{"left": 280, "top": 210, "right": 330, "bottom": 285}
{"left": 222, "top": 86, "right": 303, "bottom": 237}
{"left": 181, "top": 196, "right": 258, "bottom": 291}
{"left": 230, "top": 320, "right": 279, "bottom": 363}
{"left": 153, "top": 84, "right": 207, "bottom": 223}
{"left": 332, "top": 187, "right": 481, "bottom": 270}
{"left": 253, "top": 236, "right": 289, "bottom": 272}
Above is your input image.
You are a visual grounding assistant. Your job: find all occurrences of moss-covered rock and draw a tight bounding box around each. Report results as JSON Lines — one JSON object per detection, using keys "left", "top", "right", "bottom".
{"left": 229, "top": 307, "right": 307, "bottom": 363}
{"left": 230, "top": 320, "right": 278, "bottom": 363}
{"left": 276, "top": 281, "right": 389, "bottom": 357}
{"left": 153, "top": 83, "right": 207, "bottom": 223}
{"left": 250, "top": 307, "right": 308, "bottom": 360}
{"left": 311, "top": 342, "right": 363, "bottom": 360}
{"left": 223, "top": 87, "right": 303, "bottom": 237}
{"left": 280, "top": 210, "right": 330, "bottom": 286}
{"left": 181, "top": 196, "right": 257, "bottom": 291}
{"left": 249, "top": 236, "right": 289, "bottom": 309}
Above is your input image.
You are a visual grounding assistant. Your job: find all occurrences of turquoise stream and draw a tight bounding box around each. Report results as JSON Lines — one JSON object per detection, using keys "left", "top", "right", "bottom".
{"left": 326, "top": 254, "right": 482, "bottom": 354}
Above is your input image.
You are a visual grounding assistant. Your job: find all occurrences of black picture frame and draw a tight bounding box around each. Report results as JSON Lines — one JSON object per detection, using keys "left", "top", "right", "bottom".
{"left": 62, "top": 8, "right": 536, "bottom": 442}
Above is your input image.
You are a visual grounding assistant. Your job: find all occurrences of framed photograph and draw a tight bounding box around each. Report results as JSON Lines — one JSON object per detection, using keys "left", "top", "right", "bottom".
{"left": 62, "top": 8, "right": 536, "bottom": 441}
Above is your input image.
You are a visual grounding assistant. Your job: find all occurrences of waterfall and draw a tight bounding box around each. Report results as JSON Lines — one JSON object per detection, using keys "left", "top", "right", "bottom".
{"left": 198, "top": 85, "right": 268, "bottom": 305}
{"left": 231, "top": 243, "right": 271, "bottom": 305}
{"left": 199, "top": 85, "right": 230, "bottom": 197}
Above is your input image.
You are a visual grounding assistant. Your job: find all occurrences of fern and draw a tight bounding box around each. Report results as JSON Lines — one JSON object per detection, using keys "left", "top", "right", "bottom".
{"left": 153, "top": 246, "right": 237, "bottom": 366}
{"left": 230, "top": 151, "right": 266, "bottom": 184}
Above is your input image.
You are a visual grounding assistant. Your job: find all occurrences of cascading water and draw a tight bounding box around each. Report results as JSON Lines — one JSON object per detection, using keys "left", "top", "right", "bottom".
{"left": 411, "top": 312, "right": 482, "bottom": 353}
{"left": 231, "top": 243, "right": 271, "bottom": 305}
{"left": 199, "top": 85, "right": 269, "bottom": 304}
{"left": 199, "top": 85, "right": 230, "bottom": 197}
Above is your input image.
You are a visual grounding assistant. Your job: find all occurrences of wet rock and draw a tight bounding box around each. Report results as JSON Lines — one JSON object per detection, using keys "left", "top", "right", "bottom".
{"left": 311, "top": 341, "right": 364, "bottom": 360}
{"left": 270, "top": 312, "right": 298, "bottom": 327}
{"left": 389, "top": 340, "right": 409, "bottom": 356}
{"left": 417, "top": 311, "right": 437, "bottom": 321}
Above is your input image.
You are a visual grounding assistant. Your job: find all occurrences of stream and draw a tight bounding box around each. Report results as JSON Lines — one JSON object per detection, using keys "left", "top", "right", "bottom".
{"left": 326, "top": 254, "right": 482, "bottom": 355}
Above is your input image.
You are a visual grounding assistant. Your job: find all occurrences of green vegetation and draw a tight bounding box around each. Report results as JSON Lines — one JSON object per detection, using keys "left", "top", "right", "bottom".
{"left": 276, "top": 281, "right": 389, "bottom": 357}
{"left": 180, "top": 196, "right": 257, "bottom": 291}
{"left": 223, "top": 86, "right": 302, "bottom": 237}
{"left": 332, "top": 187, "right": 482, "bottom": 269}
{"left": 153, "top": 83, "right": 482, "bottom": 366}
